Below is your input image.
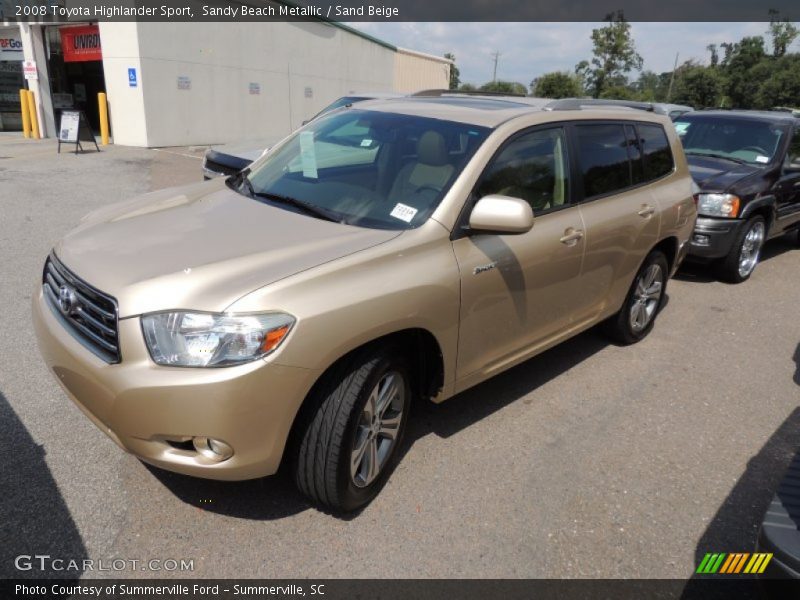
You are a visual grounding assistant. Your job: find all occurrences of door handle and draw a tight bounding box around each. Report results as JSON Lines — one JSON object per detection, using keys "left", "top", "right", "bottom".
{"left": 637, "top": 204, "right": 656, "bottom": 218}
{"left": 559, "top": 228, "right": 584, "bottom": 245}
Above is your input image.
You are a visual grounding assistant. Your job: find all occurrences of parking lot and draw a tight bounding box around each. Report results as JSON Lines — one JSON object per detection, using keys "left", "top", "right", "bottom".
{"left": 1, "top": 133, "right": 799, "bottom": 580}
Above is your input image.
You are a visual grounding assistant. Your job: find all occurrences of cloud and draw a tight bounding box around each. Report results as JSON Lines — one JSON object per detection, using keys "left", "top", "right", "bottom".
{"left": 350, "top": 22, "right": 784, "bottom": 88}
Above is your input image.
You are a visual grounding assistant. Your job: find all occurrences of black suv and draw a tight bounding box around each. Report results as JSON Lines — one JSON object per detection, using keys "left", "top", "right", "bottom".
{"left": 674, "top": 111, "right": 800, "bottom": 282}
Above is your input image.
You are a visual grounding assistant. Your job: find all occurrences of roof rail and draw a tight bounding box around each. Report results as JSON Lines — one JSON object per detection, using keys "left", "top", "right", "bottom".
{"left": 412, "top": 89, "right": 527, "bottom": 98}
{"left": 545, "top": 98, "right": 661, "bottom": 113}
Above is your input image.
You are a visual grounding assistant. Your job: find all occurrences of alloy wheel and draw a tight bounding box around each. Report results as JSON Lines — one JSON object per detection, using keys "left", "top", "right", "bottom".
{"left": 350, "top": 371, "right": 405, "bottom": 488}
{"left": 629, "top": 264, "right": 664, "bottom": 333}
{"left": 738, "top": 221, "right": 765, "bottom": 279}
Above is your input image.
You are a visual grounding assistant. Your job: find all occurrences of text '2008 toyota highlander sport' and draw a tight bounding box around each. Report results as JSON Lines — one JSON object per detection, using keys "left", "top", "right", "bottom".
{"left": 33, "top": 96, "right": 696, "bottom": 511}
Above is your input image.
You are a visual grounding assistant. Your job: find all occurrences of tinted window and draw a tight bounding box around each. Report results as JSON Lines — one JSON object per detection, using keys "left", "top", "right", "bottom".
{"left": 478, "top": 127, "right": 569, "bottom": 213}
{"left": 576, "top": 124, "right": 630, "bottom": 198}
{"left": 624, "top": 125, "right": 644, "bottom": 185}
{"left": 639, "top": 124, "right": 674, "bottom": 180}
{"left": 787, "top": 128, "right": 800, "bottom": 166}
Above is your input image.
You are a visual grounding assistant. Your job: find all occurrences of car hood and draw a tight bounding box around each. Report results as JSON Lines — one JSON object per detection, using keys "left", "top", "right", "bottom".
{"left": 55, "top": 180, "right": 401, "bottom": 318}
{"left": 686, "top": 154, "right": 761, "bottom": 192}
{"left": 210, "top": 137, "right": 282, "bottom": 162}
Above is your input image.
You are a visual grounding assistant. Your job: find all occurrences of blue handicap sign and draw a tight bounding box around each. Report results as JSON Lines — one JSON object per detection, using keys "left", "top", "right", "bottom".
{"left": 128, "top": 68, "right": 137, "bottom": 87}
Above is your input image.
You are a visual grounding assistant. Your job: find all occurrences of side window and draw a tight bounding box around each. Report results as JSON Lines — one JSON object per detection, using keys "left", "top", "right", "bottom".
{"left": 624, "top": 125, "right": 644, "bottom": 185}
{"left": 787, "top": 128, "right": 800, "bottom": 166}
{"left": 477, "top": 127, "right": 569, "bottom": 213}
{"left": 576, "top": 124, "right": 631, "bottom": 198}
{"left": 638, "top": 123, "right": 674, "bottom": 180}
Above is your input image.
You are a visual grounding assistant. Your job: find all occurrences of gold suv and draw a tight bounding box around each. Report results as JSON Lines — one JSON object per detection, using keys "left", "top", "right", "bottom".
{"left": 33, "top": 96, "right": 696, "bottom": 511}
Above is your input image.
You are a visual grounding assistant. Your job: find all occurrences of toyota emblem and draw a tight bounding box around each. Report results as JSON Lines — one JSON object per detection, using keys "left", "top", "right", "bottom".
{"left": 58, "top": 285, "right": 78, "bottom": 315}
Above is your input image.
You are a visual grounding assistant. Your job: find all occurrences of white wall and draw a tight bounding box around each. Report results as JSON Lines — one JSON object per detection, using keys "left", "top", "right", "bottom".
{"left": 98, "top": 23, "right": 148, "bottom": 147}
{"left": 125, "top": 21, "right": 395, "bottom": 147}
{"left": 394, "top": 49, "right": 451, "bottom": 94}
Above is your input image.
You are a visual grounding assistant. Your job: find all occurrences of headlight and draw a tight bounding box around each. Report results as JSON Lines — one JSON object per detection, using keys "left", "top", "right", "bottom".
{"left": 696, "top": 193, "right": 740, "bottom": 218}
{"left": 141, "top": 312, "right": 295, "bottom": 367}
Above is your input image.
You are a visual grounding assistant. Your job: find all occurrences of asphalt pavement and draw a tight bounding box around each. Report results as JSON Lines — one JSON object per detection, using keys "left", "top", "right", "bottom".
{"left": 1, "top": 133, "right": 799, "bottom": 580}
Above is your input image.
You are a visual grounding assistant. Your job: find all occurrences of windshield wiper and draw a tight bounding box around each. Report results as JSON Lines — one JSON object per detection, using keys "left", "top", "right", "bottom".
{"left": 251, "top": 190, "right": 346, "bottom": 224}
{"left": 225, "top": 170, "right": 256, "bottom": 196}
{"left": 685, "top": 151, "right": 747, "bottom": 165}
{"left": 227, "top": 171, "right": 346, "bottom": 224}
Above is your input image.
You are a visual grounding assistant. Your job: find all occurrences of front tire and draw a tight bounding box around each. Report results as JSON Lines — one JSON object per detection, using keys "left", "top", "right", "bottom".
{"left": 294, "top": 347, "right": 411, "bottom": 512}
{"left": 716, "top": 215, "right": 765, "bottom": 283}
{"left": 603, "top": 250, "right": 668, "bottom": 345}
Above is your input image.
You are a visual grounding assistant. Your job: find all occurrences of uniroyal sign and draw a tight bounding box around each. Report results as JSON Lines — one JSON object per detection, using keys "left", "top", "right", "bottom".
{"left": 61, "top": 25, "right": 102, "bottom": 63}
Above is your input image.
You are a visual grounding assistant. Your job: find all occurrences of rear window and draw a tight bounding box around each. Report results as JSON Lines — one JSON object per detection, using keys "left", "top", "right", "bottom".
{"left": 638, "top": 124, "right": 674, "bottom": 180}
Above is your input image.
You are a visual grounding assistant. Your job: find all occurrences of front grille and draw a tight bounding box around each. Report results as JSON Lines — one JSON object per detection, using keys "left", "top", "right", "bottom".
{"left": 42, "top": 253, "right": 121, "bottom": 363}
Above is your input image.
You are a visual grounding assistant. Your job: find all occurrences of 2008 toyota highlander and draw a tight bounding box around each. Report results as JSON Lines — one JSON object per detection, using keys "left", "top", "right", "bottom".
{"left": 33, "top": 95, "right": 696, "bottom": 511}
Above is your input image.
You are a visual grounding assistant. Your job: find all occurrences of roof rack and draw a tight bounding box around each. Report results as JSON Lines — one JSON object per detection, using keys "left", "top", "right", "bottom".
{"left": 545, "top": 98, "right": 660, "bottom": 113}
{"left": 411, "top": 89, "right": 526, "bottom": 98}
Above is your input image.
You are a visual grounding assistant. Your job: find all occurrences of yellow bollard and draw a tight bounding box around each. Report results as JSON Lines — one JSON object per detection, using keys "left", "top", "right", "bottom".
{"left": 98, "top": 92, "right": 109, "bottom": 145}
{"left": 19, "top": 89, "right": 31, "bottom": 138}
{"left": 26, "top": 90, "right": 40, "bottom": 139}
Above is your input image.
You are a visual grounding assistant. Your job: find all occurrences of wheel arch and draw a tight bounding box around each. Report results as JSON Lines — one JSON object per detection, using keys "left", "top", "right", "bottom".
{"left": 281, "top": 327, "right": 445, "bottom": 469}
{"left": 740, "top": 196, "right": 777, "bottom": 234}
{"left": 651, "top": 236, "right": 680, "bottom": 274}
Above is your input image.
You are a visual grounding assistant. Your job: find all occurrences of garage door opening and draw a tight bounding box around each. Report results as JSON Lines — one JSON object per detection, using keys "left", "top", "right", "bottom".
{"left": 46, "top": 24, "right": 106, "bottom": 133}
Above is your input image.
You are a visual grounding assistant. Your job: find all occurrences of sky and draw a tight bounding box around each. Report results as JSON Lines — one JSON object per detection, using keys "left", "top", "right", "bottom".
{"left": 349, "top": 22, "right": 789, "bottom": 87}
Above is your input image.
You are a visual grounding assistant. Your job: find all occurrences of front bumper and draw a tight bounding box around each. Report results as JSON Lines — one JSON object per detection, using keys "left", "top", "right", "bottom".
{"left": 32, "top": 287, "right": 319, "bottom": 480}
{"left": 687, "top": 216, "right": 747, "bottom": 260}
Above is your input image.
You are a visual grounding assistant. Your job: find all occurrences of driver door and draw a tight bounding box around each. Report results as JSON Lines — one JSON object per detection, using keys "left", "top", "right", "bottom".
{"left": 452, "top": 126, "right": 587, "bottom": 390}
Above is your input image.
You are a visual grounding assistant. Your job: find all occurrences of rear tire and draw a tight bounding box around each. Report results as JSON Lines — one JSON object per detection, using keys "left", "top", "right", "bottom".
{"left": 603, "top": 250, "right": 668, "bottom": 345}
{"left": 716, "top": 215, "right": 765, "bottom": 283}
{"left": 294, "top": 346, "right": 411, "bottom": 512}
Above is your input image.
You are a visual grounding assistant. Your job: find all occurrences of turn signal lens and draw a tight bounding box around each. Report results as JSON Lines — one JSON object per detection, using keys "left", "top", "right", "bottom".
{"left": 261, "top": 325, "right": 291, "bottom": 353}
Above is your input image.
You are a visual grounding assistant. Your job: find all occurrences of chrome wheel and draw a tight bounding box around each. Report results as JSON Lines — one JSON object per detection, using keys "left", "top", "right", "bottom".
{"left": 738, "top": 221, "right": 765, "bottom": 278}
{"left": 350, "top": 371, "right": 405, "bottom": 488}
{"left": 629, "top": 264, "right": 664, "bottom": 333}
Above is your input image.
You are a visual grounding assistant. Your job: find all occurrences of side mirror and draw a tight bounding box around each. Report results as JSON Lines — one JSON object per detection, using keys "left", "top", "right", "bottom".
{"left": 468, "top": 195, "right": 534, "bottom": 235}
{"left": 785, "top": 158, "right": 800, "bottom": 173}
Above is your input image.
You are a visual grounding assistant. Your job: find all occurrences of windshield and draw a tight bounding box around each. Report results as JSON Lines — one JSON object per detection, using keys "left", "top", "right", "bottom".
{"left": 674, "top": 117, "right": 787, "bottom": 165}
{"left": 244, "top": 109, "right": 490, "bottom": 230}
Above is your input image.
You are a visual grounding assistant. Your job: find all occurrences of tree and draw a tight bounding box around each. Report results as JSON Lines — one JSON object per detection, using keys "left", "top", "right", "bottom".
{"left": 753, "top": 54, "right": 800, "bottom": 108}
{"left": 768, "top": 10, "right": 799, "bottom": 57}
{"left": 579, "top": 10, "right": 643, "bottom": 98}
{"left": 444, "top": 52, "right": 460, "bottom": 90}
{"left": 531, "top": 72, "right": 582, "bottom": 98}
{"left": 633, "top": 70, "right": 661, "bottom": 101}
{"left": 458, "top": 82, "right": 477, "bottom": 92}
{"left": 479, "top": 80, "right": 528, "bottom": 95}
{"left": 724, "top": 36, "right": 767, "bottom": 107}
{"left": 599, "top": 85, "right": 638, "bottom": 100}
{"left": 672, "top": 63, "right": 722, "bottom": 108}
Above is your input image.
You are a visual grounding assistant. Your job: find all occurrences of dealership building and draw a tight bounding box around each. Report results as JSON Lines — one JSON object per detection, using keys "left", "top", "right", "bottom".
{"left": 1, "top": 17, "right": 450, "bottom": 146}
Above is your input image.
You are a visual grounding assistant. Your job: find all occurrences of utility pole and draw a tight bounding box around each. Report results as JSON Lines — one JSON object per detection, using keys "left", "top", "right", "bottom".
{"left": 666, "top": 52, "right": 679, "bottom": 102}
{"left": 491, "top": 51, "right": 501, "bottom": 82}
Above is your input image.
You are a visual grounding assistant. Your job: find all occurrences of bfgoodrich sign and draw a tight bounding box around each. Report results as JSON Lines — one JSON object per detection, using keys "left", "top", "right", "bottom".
{"left": 0, "top": 31, "right": 24, "bottom": 61}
